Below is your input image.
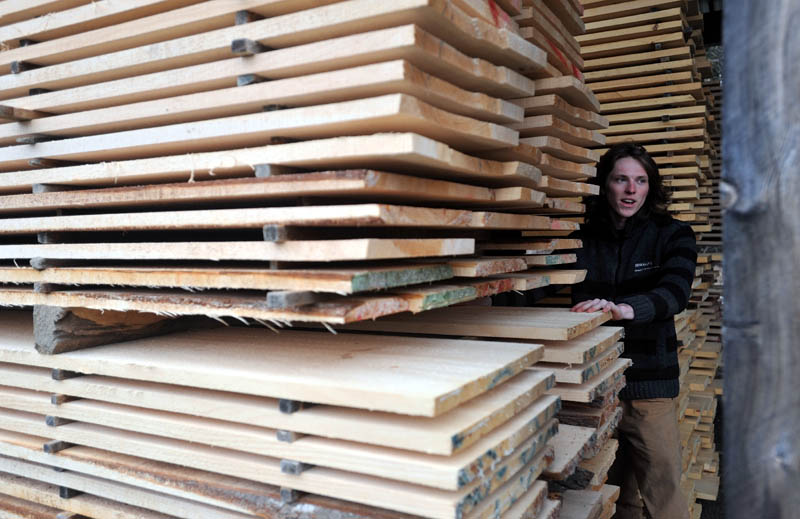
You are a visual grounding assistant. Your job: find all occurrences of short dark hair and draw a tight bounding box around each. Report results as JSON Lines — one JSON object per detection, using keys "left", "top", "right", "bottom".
{"left": 587, "top": 142, "right": 669, "bottom": 223}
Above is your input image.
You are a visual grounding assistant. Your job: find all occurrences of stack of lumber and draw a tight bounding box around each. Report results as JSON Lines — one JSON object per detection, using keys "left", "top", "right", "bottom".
{"left": 346, "top": 306, "right": 629, "bottom": 519}
{"left": 0, "top": 1, "right": 622, "bottom": 517}
{"left": 578, "top": 2, "right": 724, "bottom": 516}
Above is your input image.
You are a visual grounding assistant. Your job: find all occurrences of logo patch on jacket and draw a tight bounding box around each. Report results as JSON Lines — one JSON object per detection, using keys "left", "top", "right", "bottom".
{"left": 634, "top": 261, "right": 658, "bottom": 273}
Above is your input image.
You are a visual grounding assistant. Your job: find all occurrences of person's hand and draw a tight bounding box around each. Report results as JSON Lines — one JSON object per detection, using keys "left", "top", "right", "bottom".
{"left": 570, "top": 299, "right": 634, "bottom": 320}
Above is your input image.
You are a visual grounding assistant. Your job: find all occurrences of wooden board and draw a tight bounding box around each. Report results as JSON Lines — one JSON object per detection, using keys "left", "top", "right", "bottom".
{"left": 0, "top": 0, "right": 548, "bottom": 100}
{"left": 527, "top": 269, "right": 587, "bottom": 284}
{"left": 521, "top": 135, "right": 600, "bottom": 163}
{"left": 536, "top": 343, "right": 624, "bottom": 384}
{"left": 605, "top": 105, "right": 706, "bottom": 124}
{"left": 479, "top": 238, "right": 582, "bottom": 253}
{"left": 542, "top": 425, "right": 596, "bottom": 479}
{"left": 589, "top": 70, "right": 696, "bottom": 94}
{"left": 0, "top": 238, "right": 475, "bottom": 262}
{"left": 0, "top": 262, "right": 456, "bottom": 293}
{"left": 0, "top": 317, "right": 540, "bottom": 417}
{"left": 548, "top": 358, "right": 632, "bottom": 403}
{"left": 577, "top": 12, "right": 684, "bottom": 45}
{"left": 0, "top": 203, "right": 551, "bottom": 234}
{"left": 4, "top": 24, "right": 534, "bottom": 116}
{"left": 510, "top": 115, "right": 606, "bottom": 147}
{"left": 0, "top": 409, "right": 552, "bottom": 519}
{"left": 595, "top": 82, "right": 704, "bottom": 103}
{"left": 583, "top": 6, "right": 683, "bottom": 34}
{"left": 533, "top": 76, "right": 602, "bottom": 112}
{"left": 536, "top": 176, "right": 599, "bottom": 197}
{"left": 0, "top": 455, "right": 254, "bottom": 519}
{"left": 340, "top": 307, "right": 610, "bottom": 340}
{"left": 584, "top": 58, "right": 695, "bottom": 83}
{"left": 600, "top": 117, "right": 705, "bottom": 137}
{"left": 539, "top": 326, "right": 624, "bottom": 364}
{"left": 0, "top": 94, "right": 518, "bottom": 171}
{"left": 558, "top": 489, "right": 604, "bottom": 519}
{"left": 582, "top": 0, "right": 686, "bottom": 23}
{"left": 0, "top": 133, "right": 541, "bottom": 192}
{"left": 580, "top": 32, "right": 686, "bottom": 60}
{"left": 0, "top": 385, "right": 558, "bottom": 491}
{"left": 0, "top": 361, "right": 555, "bottom": 456}
{"left": 583, "top": 46, "right": 691, "bottom": 72}
{"left": 515, "top": 94, "right": 608, "bottom": 130}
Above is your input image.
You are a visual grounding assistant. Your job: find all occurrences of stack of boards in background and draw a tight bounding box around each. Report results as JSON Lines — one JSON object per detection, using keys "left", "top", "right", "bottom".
{"left": 0, "top": 1, "right": 622, "bottom": 519}
{"left": 579, "top": 0, "right": 722, "bottom": 516}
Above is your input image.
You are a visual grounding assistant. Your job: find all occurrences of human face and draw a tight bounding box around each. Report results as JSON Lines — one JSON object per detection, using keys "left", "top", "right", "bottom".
{"left": 605, "top": 157, "right": 649, "bottom": 229}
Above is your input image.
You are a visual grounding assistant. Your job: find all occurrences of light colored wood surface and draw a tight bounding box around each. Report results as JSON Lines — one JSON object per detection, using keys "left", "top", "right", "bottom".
{"left": 0, "top": 361, "right": 554, "bottom": 455}
{"left": 537, "top": 343, "right": 624, "bottom": 384}
{"left": 528, "top": 269, "right": 587, "bottom": 284}
{"left": 533, "top": 76, "right": 602, "bottom": 112}
{"left": 0, "top": 238, "right": 474, "bottom": 262}
{"left": 0, "top": 203, "right": 551, "bottom": 234}
{"left": 543, "top": 424, "right": 596, "bottom": 478}
{"left": 341, "top": 307, "right": 610, "bottom": 340}
{"left": 558, "top": 489, "right": 604, "bottom": 519}
{"left": 522, "top": 135, "right": 600, "bottom": 163}
{"left": 539, "top": 326, "right": 624, "bottom": 364}
{"left": 0, "top": 263, "right": 454, "bottom": 293}
{"left": 0, "top": 385, "right": 558, "bottom": 490}
{"left": 511, "top": 114, "right": 606, "bottom": 147}
{"left": 0, "top": 455, "right": 254, "bottom": 519}
{"left": 0, "top": 94, "right": 518, "bottom": 171}
{"left": 0, "top": 133, "right": 539, "bottom": 192}
{"left": 548, "top": 358, "right": 632, "bottom": 403}
{"left": 0, "top": 316, "right": 540, "bottom": 417}
{"left": 0, "top": 407, "right": 550, "bottom": 519}
{"left": 514, "top": 94, "right": 608, "bottom": 129}
{"left": 0, "top": 60, "right": 522, "bottom": 148}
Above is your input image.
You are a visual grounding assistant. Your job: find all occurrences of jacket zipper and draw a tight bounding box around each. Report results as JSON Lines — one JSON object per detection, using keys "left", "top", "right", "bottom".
{"left": 612, "top": 240, "right": 624, "bottom": 301}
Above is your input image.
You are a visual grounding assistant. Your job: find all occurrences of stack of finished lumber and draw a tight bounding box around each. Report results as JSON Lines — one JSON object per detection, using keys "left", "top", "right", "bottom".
{"left": 343, "top": 304, "right": 629, "bottom": 519}
{"left": 0, "top": 307, "right": 623, "bottom": 519}
{"left": 0, "top": 0, "right": 617, "bottom": 518}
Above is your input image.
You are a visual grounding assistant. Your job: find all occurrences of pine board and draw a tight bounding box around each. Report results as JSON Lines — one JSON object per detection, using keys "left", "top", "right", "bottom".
{"left": 526, "top": 269, "right": 586, "bottom": 284}
{"left": 542, "top": 425, "right": 596, "bottom": 479}
{"left": 536, "top": 175, "right": 599, "bottom": 197}
{"left": 583, "top": 58, "right": 695, "bottom": 83}
{"left": 0, "top": 385, "right": 558, "bottom": 491}
{"left": 0, "top": 60, "right": 522, "bottom": 148}
{"left": 577, "top": 14, "right": 684, "bottom": 45}
{"left": 583, "top": 6, "right": 683, "bottom": 34}
{"left": 0, "top": 455, "right": 253, "bottom": 519}
{"left": 0, "top": 0, "right": 93, "bottom": 26}
{"left": 0, "top": 362, "right": 554, "bottom": 456}
{"left": 558, "top": 489, "right": 604, "bottom": 519}
{"left": 514, "top": 94, "right": 608, "bottom": 130}
{"left": 0, "top": 318, "right": 540, "bottom": 417}
{"left": 0, "top": 203, "right": 551, "bottom": 234}
{"left": 0, "top": 133, "right": 540, "bottom": 192}
{"left": 548, "top": 358, "right": 632, "bottom": 403}
{"left": 0, "top": 170, "right": 496, "bottom": 214}
{"left": 589, "top": 70, "right": 695, "bottom": 94}
{"left": 583, "top": 46, "right": 691, "bottom": 72}
{"left": 5, "top": 24, "right": 534, "bottom": 116}
{"left": 511, "top": 115, "right": 606, "bottom": 147}
{"left": 582, "top": 0, "right": 686, "bottom": 23}
{"left": 539, "top": 326, "right": 624, "bottom": 364}
{"left": 0, "top": 95, "right": 518, "bottom": 171}
{"left": 340, "top": 307, "right": 610, "bottom": 340}
{"left": 536, "top": 343, "right": 624, "bottom": 384}
{"left": 0, "top": 263, "right": 454, "bottom": 293}
{"left": 533, "top": 76, "right": 602, "bottom": 112}
{"left": 0, "top": 408, "right": 551, "bottom": 519}
{"left": 521, "top": 135, "right": 600, "bottom": 163}
{"left": 580, "top": 32, "right": 686, "bottom": 59}
{"left": 0, "top": 0, "right": 548, "bottom": 100}
{"left": 605, "top": 105, "right": 706, "bottom": 124}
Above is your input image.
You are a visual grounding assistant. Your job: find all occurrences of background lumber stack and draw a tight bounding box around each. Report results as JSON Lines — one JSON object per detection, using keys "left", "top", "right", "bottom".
{"left": 0, "top": 1, "right": 620, "bottom": 518}
{"left": 579, "top": 1, "right": 723, "bottom": 516}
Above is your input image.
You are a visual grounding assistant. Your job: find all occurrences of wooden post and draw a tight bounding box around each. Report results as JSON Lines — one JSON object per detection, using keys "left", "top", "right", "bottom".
{"left": 723, "top": 1, "right": 800, "bottom": 517}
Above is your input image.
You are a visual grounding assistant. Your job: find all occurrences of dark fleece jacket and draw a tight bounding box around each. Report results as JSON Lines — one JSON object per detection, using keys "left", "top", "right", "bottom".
{"left": 572, "top": 213, "right": 698, "bottom": 400}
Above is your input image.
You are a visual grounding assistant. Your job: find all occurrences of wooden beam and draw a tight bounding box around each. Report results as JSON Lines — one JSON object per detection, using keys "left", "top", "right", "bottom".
{"left": 514, "top": 94, "right": 608, "bottom": 129}
{"left": 533, "top": 75, "right": 602, "bottom": 112}
{"left": 511, "top": 114, "right": 606, "bottom": 147}
{"left": 521, "top": 136, "right": 600, "bottom": 163}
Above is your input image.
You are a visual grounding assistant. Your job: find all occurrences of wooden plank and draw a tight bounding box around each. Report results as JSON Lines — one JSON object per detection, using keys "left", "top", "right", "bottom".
{"left": 511, "top": 115, "right": 606, "bottom": 147}
{"left": 0, "top": 0, "right": 548, "bottom": 99}
{"left": 605, "top": 128, "right": 706, "bottom": 145}
{"left": 0, "top": 408, "right": 553, "bottom": 519}
{"left": 0, "top": 430, "right": 416, "bottom": 519}
{"left": 0, "top": 133, "right": 541, "bottom": 192}
{"left": 541, "top": 0, "right": 585, "bottom": 36}
{"left": 583, "top": 6, "right": 683, "bottom": 34}
{"left": 0, "top": 319, "right": 540, "bottom": 417}
{"left": 533, "top": 76, "right": 602, "bottom": 112}
{"left": 0, "top": 386, "right": 558, "bottom": 491}
{"left": 446, "top": 257, "right": 528, "bottom": 277}
{"left": 526, "top": 269, "right": 586, "bottom": 284}
{"left": 536, "top": 342, "right": 624, "bottom": 384}
{"left": 0, "top": 484, "right": 78, "bottom": 519}
{"left": 539, "top": 327, "right": 624, "bottom": 364}
{"left": 0, "top": 94, "right": 519, "bottom": 171}
{"left": 548, "top": 358, "right": 632, "bottom": 403}
{"left": 501, "top": 271, "right": 552, "bottom": 291}
{"left": 583, "top": 46, "right": 691, "bottom": 72}
{"left": 5, "top": 25, "right": 534, "bottom": 116}
{"left": 0, "top": 362, "right": 555, "bottom": 456}
{"left": 341, "top": 307, "right": 610, "bottom": 340}
{"left": 0, "top": 455, "right": 254, "bottom": 519}
{"left": 0, "top": 0, "right": 202, "bottom": 48}
{"left": 536, "top": 176, "right": 599, "bottom": 197}
{"left": 522, "top": 135, "right": 599, "bottom": 163}
{"left": 0, "top": 237, "right": 475, "bottom": 262}
{"left": 558, "top": 489, "right": 604, "bottom": 519}
{"left": 514, "top": 94, "right": 608, "bottom": 129}
{"left": 525, "top": 253, "right": 578, "bottom": 266}
{"left": 0, "top": 288, "right": 413, "bottom": 325}
{"left": 577, "top": 15, "right": 684, "bottom": 45}
{"left": 542, "top": 425, "right": 596, "bottom": 479}
{"left": 0, "top": 60, "right": 523, "bottom": 147}
{"left": 594, "top": 81, "right": 704, "bottom": 103}
{"left": 0, "top": 263, "right": 454, "bottom": 293}
{"left": 605, "top": 105, "right": 706, "bottom": 124}
{"left": 582, "top": 0, "right": 686, "bottom": 23}
{"left": 0, "top": 170, "right": 496, "bottom": 214}
{"left": 589, "top": 71, "right": 696, "bottom": 94}
{"left": 584, "top": 58, "right": 695, "bottom": 83}
{"left": 0, "top": 203, "right": 551, "bottom": 234}
{"left": 0, "top": 0, "right": 93, "bottom": 26}
{"left": 581, "top": 32, "right": 686, "bottom": 60}
{"left": 600, "top": 117, "right": 705, "bottom": 137}
{"left": 600, "top": 94, "right": 697, "bottom": 114}
{"left": 480, "top": 144, "right": 597, "bottom": 180}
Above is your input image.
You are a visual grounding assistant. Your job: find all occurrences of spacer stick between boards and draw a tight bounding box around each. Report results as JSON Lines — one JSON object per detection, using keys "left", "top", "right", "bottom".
{"left": 231, "top": 38, "right": 271, "bottom": 56}
{"left": 59, "top": 486, "right": 83, "bottom": 499}
{"left": 276, "top": 430, "right": 307, "bottom": 443}
{"left": 280, "top": 459, "right": 315, "bottom": 475}
{"left": 235, "top": 10, "right": 264, "bottom": 25}
{"left": 279, "top": 399, "right": 315, "bottom": 414}
{"left": 43, "top": 440, "right": 74, "bottom": 453}
{"left": 280, "top": 487, "right": 302, "bottom": 504}
{"left": 0, "top": 105, "right": 49, "bottom": 121}
{"left": 52, "top": 394, "right": 82, "bottom": 405}
{"left": 52, "top": 369, "right": 84, "bottom": 381}
{"left": 266, "top": 290, "right": 325, "bottom": 309}
{"left": 46, "top": 415, "right": 75, "bottom": 427}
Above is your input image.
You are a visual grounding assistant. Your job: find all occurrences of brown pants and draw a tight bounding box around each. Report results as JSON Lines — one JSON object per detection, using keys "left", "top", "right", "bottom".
{"left": 608, "top": 398, "right": 689, "bottom": 519}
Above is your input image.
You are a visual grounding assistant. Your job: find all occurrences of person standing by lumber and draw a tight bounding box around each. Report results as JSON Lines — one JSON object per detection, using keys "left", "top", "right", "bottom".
{"left": 570, "top": 142, "right": 696, "bottom": 519}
